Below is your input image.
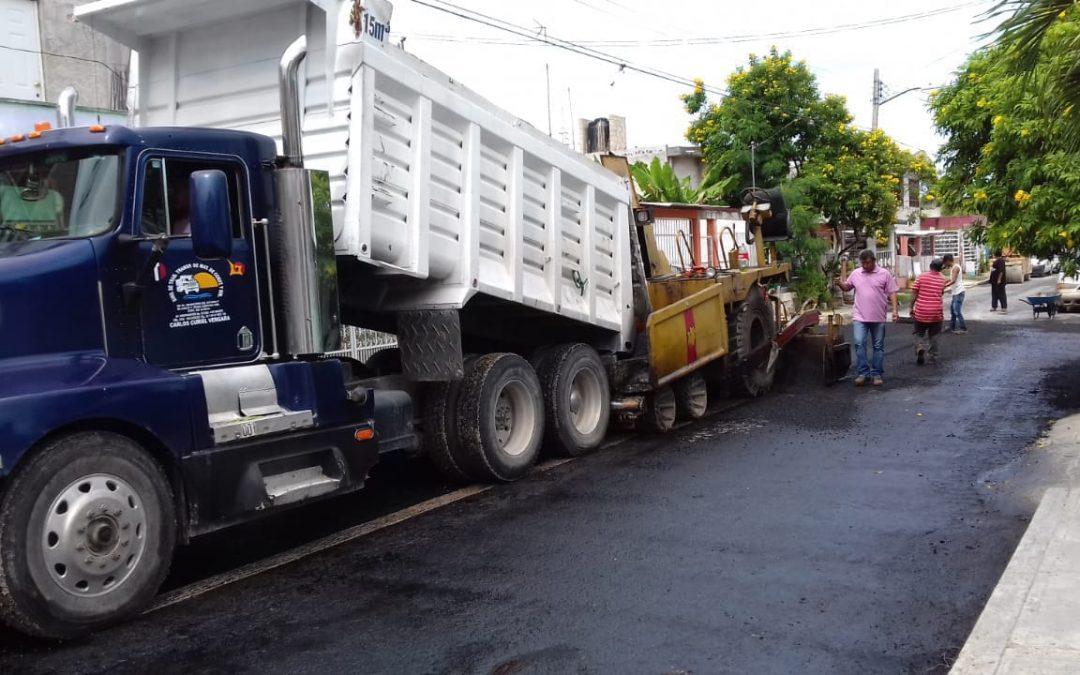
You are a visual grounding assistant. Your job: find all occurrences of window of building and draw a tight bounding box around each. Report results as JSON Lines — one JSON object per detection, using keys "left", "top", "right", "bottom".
{"left": 907, "top": 177, "right": 920, "bottom": 208}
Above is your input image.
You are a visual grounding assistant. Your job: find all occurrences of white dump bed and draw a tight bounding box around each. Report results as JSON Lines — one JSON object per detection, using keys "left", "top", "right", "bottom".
{"left": 76, "top": 0, "right": 633, "bottom": 343}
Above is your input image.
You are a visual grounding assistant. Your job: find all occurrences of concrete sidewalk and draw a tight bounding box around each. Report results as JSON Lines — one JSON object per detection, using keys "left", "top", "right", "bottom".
{"left": 951, "top": 414, "right": 1080, "bottom": 674}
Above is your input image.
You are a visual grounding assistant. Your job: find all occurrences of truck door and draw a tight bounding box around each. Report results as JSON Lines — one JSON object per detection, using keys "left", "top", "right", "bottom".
{"left": 134, "top": 154, "right": 263, "bottom": 368}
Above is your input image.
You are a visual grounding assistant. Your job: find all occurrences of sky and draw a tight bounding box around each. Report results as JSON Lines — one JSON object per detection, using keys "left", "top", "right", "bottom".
{"left": 389, "top": 0, "right": 1000, "bottom": 158}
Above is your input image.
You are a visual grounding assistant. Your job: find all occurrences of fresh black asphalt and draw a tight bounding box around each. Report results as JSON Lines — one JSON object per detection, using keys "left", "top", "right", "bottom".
{"left": 2, "top": 279, "right": 1079, "bottom": 674}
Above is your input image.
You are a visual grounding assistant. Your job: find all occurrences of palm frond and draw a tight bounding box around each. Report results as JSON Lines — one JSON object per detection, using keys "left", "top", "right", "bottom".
{"left": 988, "top": 0, "right": 1073, "bottom": 70}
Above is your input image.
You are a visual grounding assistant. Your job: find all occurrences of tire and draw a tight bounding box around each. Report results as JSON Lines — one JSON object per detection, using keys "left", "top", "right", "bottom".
{"left": 535, "top": 344, "right": 611, "bottom": 457}
{"left": 730, "top": 286, "right": 776, "bottom": 398}
{"left": 674, "top": 372, "right": 708, "bottom": 421}
{"left": 640, "top": 386, "right": 677, "bottom": 432}
{"left": 457, "top": 353, "right": 544, "bottom": 482}
{"left": 364, "top": 348, "right": 401, "bottom": 376}
{"left": 422, "top": 356, "right": 479, "bottom": 483}
{"left": 0, "top": 432, "right": 176, "bottom": 639}
{"left": 528, "top": 345, "right": 556, "bottom": 373}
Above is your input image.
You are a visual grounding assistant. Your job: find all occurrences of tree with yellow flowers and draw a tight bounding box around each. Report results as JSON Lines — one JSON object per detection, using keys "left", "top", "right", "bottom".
{"left": 931, "top": 4, "right": 1080, "bottom": 266}
{"left": 685, "top": 48, "right": 933, "bottom": 256}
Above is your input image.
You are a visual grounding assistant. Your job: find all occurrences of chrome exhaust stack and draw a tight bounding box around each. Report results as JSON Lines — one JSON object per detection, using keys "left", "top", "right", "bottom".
{"left": 270, "top": 35, "right": 342, "bottom": 357}
{"left": 278, "top": 35, "right": 307, "bottom": 168}
{"left": 58, "top": 86, "right": 78, "bottom": 128}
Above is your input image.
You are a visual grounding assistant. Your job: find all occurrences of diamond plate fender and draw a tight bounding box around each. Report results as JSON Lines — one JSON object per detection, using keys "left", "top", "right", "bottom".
{"left": 396, "top": 310, "right": 464, "bottom": 381}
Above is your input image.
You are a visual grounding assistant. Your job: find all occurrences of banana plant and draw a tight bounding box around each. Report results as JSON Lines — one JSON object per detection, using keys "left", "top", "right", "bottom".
{"left": 630, "top": 157, "right": 737, "bottom": 205}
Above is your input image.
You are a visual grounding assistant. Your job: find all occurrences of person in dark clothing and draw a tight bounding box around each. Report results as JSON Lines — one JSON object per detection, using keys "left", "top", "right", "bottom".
{"left": 989, "top": 251, "right": 1008, "bottom": 312}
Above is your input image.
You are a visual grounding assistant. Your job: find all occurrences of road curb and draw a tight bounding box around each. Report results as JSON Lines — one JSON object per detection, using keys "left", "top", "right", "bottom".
{"left": 950, "top": 487, "right": 1077, "bottom": 673}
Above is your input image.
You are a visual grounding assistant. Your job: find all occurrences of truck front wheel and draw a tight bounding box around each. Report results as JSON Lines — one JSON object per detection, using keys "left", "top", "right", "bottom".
{"left": 457, "top": 353, "right": 544, "bottom": 482}
{"left": 0, "top": 432, "right": 176, "bottom": 639}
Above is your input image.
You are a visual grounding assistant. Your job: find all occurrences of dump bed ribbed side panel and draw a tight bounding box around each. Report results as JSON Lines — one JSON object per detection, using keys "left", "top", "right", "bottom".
{"left": 123, "top": 0, "right": 632, "bottom": 340}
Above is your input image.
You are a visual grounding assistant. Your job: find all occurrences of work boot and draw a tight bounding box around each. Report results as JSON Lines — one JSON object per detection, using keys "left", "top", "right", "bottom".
{"left": 872, "top": 376, "right": 884, "bottom": 386}
{"left": 854, "top": 376, "right": 867, "bottom": 386}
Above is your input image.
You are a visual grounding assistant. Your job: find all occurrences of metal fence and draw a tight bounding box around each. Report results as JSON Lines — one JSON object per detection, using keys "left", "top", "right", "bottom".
{"left": 327, "top": 327, "right": 398, "bottom": 362}
{"left": 651, "top": 216, "right": 753, "bottom": 271}
{"left": 875, "top": 248, "right": 894, "bottom": 270}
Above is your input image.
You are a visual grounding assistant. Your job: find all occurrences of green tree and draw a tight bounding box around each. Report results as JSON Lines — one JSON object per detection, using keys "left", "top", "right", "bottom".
{"left": 683, "top": 48, "right": 851, "bottom": 204}
{"left": 931, "top": 9, "right": 1080, "bottom": 266}
{"left": 775, "top": 183, "right": 830, "bottom": 305}
{"left": 629, "top": 157, "right": 737, "bottom": 204}
{"left": 991, "top": 0, "right": 1080, "bottom": 145}
{"left": 799, "top": 127, "right": 912, "bottom": 253}
{"left": 685, "top": 48, "right": 931, "bottom": 257}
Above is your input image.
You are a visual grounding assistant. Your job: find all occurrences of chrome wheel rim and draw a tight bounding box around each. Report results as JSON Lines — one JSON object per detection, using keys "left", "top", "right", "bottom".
{"left": 569, "top": 368, "right": 604, "bottom": 436}
{"left": 493, "top": 380, "right": 537, "bottom": 456}
{"left": 42, "top": 473, "right": 147, "bottom": 598}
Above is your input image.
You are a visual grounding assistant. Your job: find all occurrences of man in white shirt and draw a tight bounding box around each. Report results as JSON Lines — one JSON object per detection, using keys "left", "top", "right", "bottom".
{"left": 943, "top": 254, "right": 967, "bottom": 334}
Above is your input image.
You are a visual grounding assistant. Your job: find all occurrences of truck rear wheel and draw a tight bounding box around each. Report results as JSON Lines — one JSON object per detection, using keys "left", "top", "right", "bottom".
{"left": 457, "top": 353, "right": 544, "bottom": 482}
{"left": 674, "top": 372, "right": 708, "bottom": 420}
{"left": 536, "top": 344, "right": 610, "bottom": 457}
{"left": 422, "top": 356, "right": 479, "bottom": 483}
{"left": 0, "top": 432, "right": 175, "bottom": 639}
{"left": 731, "top": 286, "right": 776, "bottom": 398}
{"left": 640, "top": 386, "right": 677, "bottom": 432}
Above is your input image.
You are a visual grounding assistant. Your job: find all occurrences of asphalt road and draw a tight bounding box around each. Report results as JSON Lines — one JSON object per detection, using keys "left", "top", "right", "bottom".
{"left": 2, "top": 277, "right": 1079, "bottom": 674}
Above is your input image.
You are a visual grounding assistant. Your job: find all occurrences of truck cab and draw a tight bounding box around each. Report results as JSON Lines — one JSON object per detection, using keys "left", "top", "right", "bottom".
{"left": 0, "top": 123, "right": 395, "bottom": 638}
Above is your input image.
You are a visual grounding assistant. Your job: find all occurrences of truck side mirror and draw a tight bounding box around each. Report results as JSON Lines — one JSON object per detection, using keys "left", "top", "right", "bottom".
{"left": 189, "top": 170, "right": 233, "bottom": 260}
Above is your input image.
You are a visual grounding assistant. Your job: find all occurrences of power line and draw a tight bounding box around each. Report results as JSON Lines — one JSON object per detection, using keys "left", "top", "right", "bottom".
{"left": 408, "top": 0, "right": 726, "bottom": 95}
{"left": 405, "top": 1, "right": 990, "bottom": 48}
{"left": 0, "top": 44, "right": 126, "bottom": 80}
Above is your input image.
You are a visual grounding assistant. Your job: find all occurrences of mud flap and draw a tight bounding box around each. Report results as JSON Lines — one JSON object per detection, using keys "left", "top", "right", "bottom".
{"left": 396, "top": 310, "right": 464, "bottom": 381}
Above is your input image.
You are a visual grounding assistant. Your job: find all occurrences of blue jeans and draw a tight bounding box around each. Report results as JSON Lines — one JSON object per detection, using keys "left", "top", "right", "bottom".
{"left": 853, "top": 320, "right": 886, "bottom": 378}
{"left": 950, "top": 293, "right": 967, "bottom": 331}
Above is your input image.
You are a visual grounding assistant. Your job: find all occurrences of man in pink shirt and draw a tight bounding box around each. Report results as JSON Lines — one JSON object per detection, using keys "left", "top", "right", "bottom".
{"left": 837, "top": 249, "right": 900, "bottom": 386}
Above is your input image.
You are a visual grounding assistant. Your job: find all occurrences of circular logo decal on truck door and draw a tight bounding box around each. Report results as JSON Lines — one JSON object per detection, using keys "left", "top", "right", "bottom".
{"left": 166, "top": 263, "right": 231, "bottom": 328}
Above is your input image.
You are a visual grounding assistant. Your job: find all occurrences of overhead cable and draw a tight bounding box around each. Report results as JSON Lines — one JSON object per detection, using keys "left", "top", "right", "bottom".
{"left": 409, "top": 0, "right": 726, "bottom": 95}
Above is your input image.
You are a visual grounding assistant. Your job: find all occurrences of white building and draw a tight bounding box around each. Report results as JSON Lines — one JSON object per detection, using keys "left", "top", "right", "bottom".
{"left": 0, "top": 0, "right": 129, "bottom": 135}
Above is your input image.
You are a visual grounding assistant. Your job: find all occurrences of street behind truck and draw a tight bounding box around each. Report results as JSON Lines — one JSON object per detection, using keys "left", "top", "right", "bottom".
{"left": 0, "top": 0, "right": 844, "bottom": 638}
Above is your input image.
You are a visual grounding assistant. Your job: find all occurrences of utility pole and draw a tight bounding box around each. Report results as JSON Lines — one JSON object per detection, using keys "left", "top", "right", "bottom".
{"left": 567, "top": 87, "right": 576, "bottom": 150}
{"left": 749, "top": 141, "right": 758, "bottom": 188}
{"left": 871, "top": 69, "right": 922, "bottom": 131}
{"left": 872, "top": 68, "right": 882, "bottom": 130}
{"left": 545, "top": 63, "right": 552, "bottom": 137}
{"left": 535, "top": 21, "right": 553, "bottom": 137}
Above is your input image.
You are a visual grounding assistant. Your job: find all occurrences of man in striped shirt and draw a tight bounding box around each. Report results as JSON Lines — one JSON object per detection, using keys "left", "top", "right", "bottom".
{"left": 911, "top": 259, "right": 947, "bottom": 365}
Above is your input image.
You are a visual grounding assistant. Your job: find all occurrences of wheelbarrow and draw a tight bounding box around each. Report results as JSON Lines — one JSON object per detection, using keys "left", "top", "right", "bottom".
{"left": 1019, "top": 294, "right": 1061, "bottom": 319}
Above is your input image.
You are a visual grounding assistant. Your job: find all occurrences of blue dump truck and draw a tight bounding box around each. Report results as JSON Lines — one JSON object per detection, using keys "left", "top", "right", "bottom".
{"left": 0, "top": 0, "right": 848, "bottom": 639}
{"left": 0, "top": 122, "right": 407, "bottom": 637}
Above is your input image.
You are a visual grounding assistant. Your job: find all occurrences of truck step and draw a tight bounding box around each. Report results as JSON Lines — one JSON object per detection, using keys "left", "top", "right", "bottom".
{"left": 194, "top": 365, "right": 315, "bottom": 445}
{"left": 262, "top": 466, "right": 341, "bottom": 506}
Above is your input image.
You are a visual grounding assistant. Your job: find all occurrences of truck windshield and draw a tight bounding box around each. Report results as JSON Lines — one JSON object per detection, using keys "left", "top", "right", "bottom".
{"left": 0, "top": 148, "right": 121, "bottom": 246}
